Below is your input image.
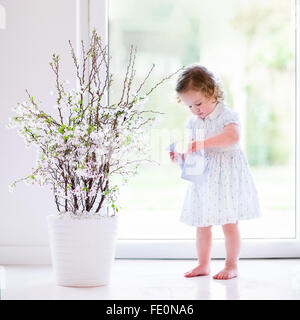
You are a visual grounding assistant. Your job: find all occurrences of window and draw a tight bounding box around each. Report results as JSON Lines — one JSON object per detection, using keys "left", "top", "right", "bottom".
{"left": 108, "top": 0, "right": 296, "bottom": 243}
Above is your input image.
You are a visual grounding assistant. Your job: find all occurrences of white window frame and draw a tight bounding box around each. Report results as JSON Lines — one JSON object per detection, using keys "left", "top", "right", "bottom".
{"left": 86, "top": 0, "right": 300, "bottom": 258}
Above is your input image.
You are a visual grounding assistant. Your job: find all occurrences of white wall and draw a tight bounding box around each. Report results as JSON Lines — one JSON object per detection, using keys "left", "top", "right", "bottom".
{"left": 0, "top": 0, "right": 77, "bottom": 257}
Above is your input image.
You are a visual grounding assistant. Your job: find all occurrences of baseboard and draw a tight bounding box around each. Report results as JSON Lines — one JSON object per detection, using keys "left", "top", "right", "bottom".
{"left": 0, "top": 239, "right": 299, "bottom": 264}
{"left": 0, "top": 246, "right": 51, "bottom": 264}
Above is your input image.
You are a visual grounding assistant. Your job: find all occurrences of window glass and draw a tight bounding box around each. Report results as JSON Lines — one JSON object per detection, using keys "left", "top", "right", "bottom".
{"left": 109, "top": 0, "right": 296, "bottom": 239}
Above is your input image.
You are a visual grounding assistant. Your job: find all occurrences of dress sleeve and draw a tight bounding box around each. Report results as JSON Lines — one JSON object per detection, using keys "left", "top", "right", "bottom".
{"left": 222, "top": 109, "right": 241, "bottom": 128}
{"left": 185, "top": 116, "right": 194, "bottom": 141}
{"left": 185, "top": 116, "right": 193, "bottom": 129}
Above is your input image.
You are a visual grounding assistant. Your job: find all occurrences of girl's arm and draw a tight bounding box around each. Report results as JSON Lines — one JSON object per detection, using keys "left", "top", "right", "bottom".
{"left": 187, "top": 123, "right": 240, "bottom": 153}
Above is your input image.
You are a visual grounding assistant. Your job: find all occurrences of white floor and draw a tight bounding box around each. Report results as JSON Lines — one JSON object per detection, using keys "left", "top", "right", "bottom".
{"left": 1, "top": 259, "right": 300, "bottom": 300}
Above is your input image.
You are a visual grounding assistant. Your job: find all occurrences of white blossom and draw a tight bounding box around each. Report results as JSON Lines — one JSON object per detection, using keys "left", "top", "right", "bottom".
{"left": 7, "top": 30, "right": 179, "bottom": 215}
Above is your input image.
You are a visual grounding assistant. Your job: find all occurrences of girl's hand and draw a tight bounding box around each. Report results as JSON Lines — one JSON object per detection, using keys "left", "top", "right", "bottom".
{"left": 187, "top": 139, "right": 204, "bottom": 154}
{"left": 170, "top": 151, "right": 177, "bottom": 163}
{"left": 170, "top": 152, "right": 185, "bottom": 163}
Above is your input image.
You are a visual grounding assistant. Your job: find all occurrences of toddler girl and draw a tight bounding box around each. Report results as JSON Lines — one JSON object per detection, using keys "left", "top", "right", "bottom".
{"left": 170, "top": 64, "right": 262, "bottom": 280}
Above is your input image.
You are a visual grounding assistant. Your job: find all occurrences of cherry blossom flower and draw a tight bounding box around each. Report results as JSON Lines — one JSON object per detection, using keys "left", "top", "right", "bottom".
{"left": 7, "top": 29, "right": 184, "bottom": 216}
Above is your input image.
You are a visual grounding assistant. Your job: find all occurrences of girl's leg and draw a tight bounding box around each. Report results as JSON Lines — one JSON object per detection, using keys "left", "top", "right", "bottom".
{"left": 184, "top": 225, "right": 212, "bottom": 277}
{"left": 213, "top": 221, "right": 240, "bottom": 280}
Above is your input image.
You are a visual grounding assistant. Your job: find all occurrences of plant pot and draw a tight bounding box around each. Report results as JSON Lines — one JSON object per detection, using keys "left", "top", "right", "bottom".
{"left": 47, "top": 210, "right": 119, "bottom": 287}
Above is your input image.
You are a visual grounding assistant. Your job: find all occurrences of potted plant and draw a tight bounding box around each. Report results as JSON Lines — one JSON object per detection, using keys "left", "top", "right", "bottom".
{"left": 7, "top": 29, "right": 182, "bottom": 287}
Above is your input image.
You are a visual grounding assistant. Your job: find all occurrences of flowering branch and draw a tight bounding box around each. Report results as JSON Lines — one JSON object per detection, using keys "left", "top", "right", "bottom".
{"left": 8, "top": 29, "right": 184, "bottom": 216}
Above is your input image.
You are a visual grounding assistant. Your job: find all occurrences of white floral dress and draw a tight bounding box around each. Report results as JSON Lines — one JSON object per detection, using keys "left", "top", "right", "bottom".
{"left": 180, "top": 100, "right": 262, "bottom": 227}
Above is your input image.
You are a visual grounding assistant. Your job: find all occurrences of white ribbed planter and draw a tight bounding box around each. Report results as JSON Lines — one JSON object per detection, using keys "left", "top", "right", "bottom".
{"left": 47, "top": 210, "right": 118, "bottom": 287}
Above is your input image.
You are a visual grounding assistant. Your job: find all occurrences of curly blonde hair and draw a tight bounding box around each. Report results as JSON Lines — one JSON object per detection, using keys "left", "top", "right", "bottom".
{"left": 175, "top": 64, "right": 224, "bottom": 104}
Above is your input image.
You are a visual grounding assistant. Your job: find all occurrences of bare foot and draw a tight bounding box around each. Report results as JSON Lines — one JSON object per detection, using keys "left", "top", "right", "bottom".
{"left": 184, "top": 264, "right": 210, "bottom": 278}
{"left": 213, "top": 265, "right": 238, "bottom": 280}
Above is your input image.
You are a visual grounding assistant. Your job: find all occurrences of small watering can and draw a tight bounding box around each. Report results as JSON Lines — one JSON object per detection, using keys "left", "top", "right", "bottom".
{"left": 166, "top": 141, "right": 207, "bottom": 184}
